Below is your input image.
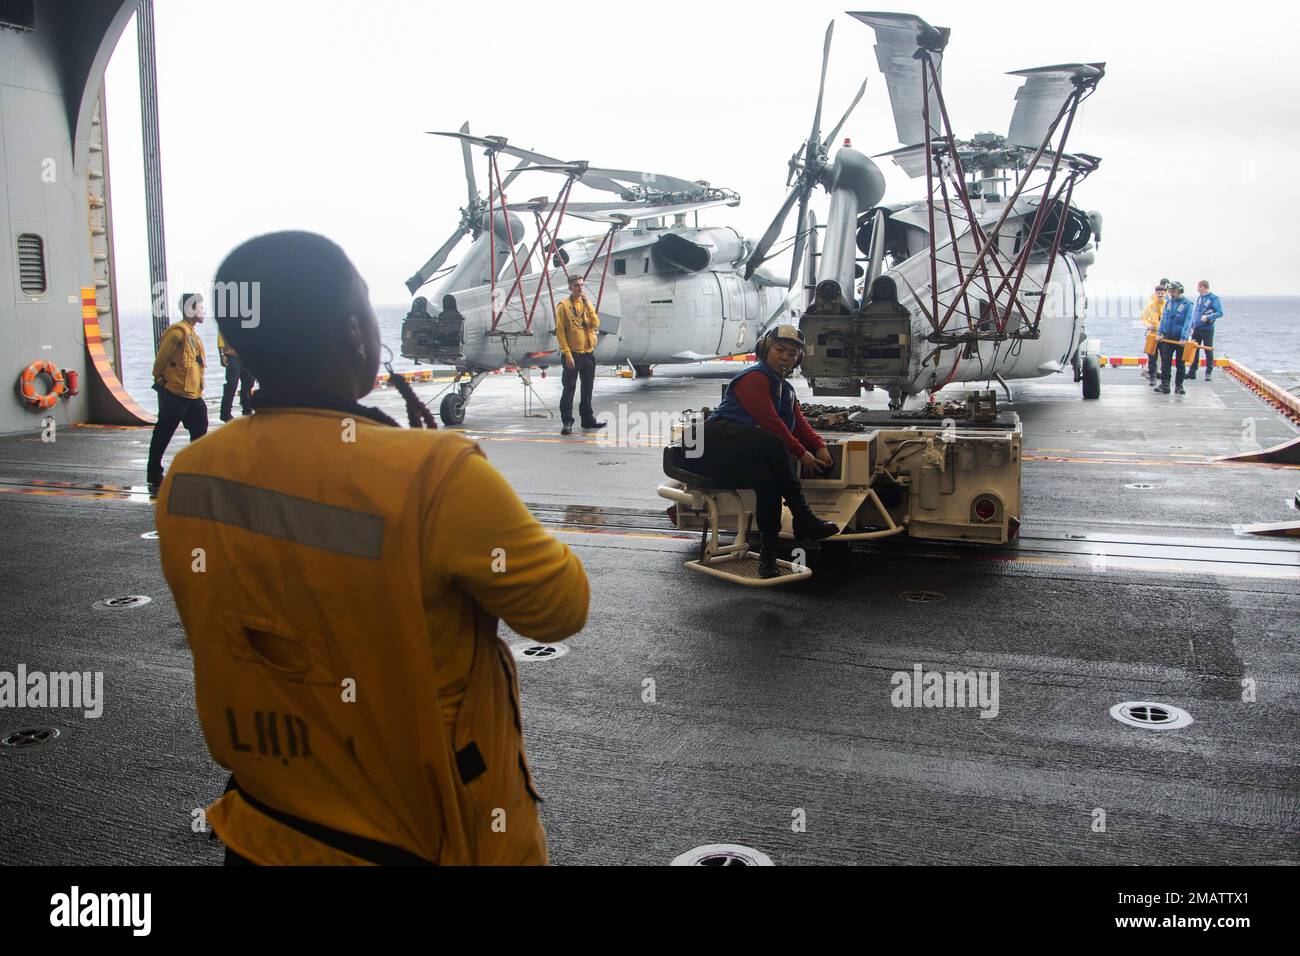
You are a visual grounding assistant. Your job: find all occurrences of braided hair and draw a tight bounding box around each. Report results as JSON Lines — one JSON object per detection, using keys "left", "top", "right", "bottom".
{"left": 386, "top": 369, "right": 437, "bottom": 429}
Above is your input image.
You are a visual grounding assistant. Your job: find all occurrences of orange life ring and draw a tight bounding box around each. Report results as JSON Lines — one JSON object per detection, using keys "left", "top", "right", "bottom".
{"left": 17, "top": 360, "right": 67, "bottom": 410}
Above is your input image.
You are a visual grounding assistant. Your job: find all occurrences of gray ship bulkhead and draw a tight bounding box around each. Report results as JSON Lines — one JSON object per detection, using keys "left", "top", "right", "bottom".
{"left": 0, "top": 2, "right": 137, "bottom": 437}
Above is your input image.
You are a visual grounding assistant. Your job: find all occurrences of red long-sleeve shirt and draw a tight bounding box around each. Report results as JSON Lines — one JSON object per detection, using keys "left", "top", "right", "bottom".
{"left": 731, "top": 372, "right": 826, "bottom": 458}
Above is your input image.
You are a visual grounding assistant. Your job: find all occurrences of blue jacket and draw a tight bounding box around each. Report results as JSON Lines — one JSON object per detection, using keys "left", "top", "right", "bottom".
{"left": 1190, "top": 292, "right": 1223, "bottom": 331}
{"left": 1158, "top": 297, "right": 1193, "bottom": 340}
{"left": 708, "top": 362, "right": 797, "bottom": 433}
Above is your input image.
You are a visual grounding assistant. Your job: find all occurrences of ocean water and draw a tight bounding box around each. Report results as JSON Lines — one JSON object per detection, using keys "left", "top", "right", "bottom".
{"left": 114, "top": 295, "right": 1300, "bottom": 401}
{"left": 117, "top": 303, "right": 436, "bottom": 400}
{"left": 1081, "top": 295, "right": 1299, "bottom": 379}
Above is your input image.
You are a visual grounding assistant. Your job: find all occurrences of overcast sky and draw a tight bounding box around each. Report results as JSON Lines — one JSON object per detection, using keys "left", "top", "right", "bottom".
{"left": 102, "top": 0, "right": 1300, "bottom": 312}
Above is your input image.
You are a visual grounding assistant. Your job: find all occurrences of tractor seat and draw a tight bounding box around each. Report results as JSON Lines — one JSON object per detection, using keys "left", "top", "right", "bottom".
{"left": 663, "top": 445, "right": 728, "bottom": 488}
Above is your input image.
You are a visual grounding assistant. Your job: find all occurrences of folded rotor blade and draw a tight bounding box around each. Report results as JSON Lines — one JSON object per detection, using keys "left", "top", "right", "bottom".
{"left": 499, "top": 161, "right": 529, "bottom": 192}
{"left": 507, "top": 197, "right": 735, "bottom": 223}
{"left": 873, "top": 141, "right": 1083, "bottom": 179}
{"left": 787, "top": 191, "right": 810, "bottom": 292}
{"left": 808, "top": 20, "right": 834, "bottom": 159}
{"left": 850, "top": 11, "right": 948, "bottom": 146}
{"left": 743, "top": 182, "right": 804, "bottom": 279}
{"left": 405, "top": 226, "right": 468, "bottom": 294}
{"left": 1006, "top": 63, "right": 1105, "bottom": 148}
{"left": 427, "top": 129, "right": 559, "bottom": 167}
{"left": 582, "top": 166, "right": 703, "bottom": 195}
{"left": 426, "top": 131, "right": 628, "bottom": 194}
{"left": 872, "top": 143, "right": 935, "bottom": 179}
{"left": 822, "top": 76, "right": 869, "bottom": 149}
{"left": 458, "top": 121, "right": 478, "bottom": 206}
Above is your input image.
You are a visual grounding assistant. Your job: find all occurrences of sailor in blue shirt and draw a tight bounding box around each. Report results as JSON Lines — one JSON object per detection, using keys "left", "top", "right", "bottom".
{"left": 1156, "top": 281, "right": 1193, "bottom": 394}
{"left": 1187, "top": 280, "right": 1223, "bottom": 380}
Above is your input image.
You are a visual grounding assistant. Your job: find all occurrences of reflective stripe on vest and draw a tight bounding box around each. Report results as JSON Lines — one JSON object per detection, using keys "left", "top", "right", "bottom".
{"left": 167, "top": 473, "right": 385, "bottom": 560}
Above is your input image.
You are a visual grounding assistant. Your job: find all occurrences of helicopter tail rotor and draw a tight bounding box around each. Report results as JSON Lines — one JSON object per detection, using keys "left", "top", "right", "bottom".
{"left": 459, "top": 121, "right": 478, "bottom": 207}
{"left": 743, "top": 20, "right": 871, "bottom": 284}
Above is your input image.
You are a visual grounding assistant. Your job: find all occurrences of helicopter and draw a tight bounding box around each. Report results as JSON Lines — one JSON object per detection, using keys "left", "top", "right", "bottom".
{"left": 397, "top": 119, "right": 850, "bottom": 426}
{"left": 745, "top": 11, "right": 1106, "bottom": 409}
{"left": 401, "top": 12, "right": 1104, "bottom": 426}
{"left": 656, "top": 12, "right": 1110, "bottom": 584}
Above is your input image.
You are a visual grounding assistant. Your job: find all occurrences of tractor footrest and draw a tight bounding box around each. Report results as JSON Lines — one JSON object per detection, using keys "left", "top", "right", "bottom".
{"left": 684, "top": 551, "right": 812, "bottom": 587}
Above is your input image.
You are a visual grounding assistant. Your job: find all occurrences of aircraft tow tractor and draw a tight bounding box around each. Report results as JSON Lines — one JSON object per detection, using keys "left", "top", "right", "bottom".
{"left": 658, "top": 390, "right": 1022, "bottom": 586}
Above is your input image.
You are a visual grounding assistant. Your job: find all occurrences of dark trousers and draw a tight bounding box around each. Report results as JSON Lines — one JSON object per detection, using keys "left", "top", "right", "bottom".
{"left": 560, "top": 352, "right": 596, "bottom": 426}
{"left": 695, "top": 418, "right": 799, "bottom": 536}
{"left": 220, "top": 355, "right": 255, "bottom": 419}
{"left": 147, "top": 388, "right": 208, "bottom": 483}
{"left": 1158, "top": 341, "right": 1186, "bottom": 389}
{"left": 1188, "top": 325, "right": 1214, "bottom": 377}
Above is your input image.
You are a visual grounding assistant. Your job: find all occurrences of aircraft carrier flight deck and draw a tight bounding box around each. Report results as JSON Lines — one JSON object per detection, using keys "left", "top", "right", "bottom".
{"left": 1, "top": 366, "right": 1296, "bottom": 866}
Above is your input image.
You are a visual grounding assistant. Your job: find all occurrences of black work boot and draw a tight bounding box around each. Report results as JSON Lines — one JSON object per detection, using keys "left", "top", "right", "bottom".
{"left": 757, "top": 534, "right": 782, "bottom": 579}
{"left": 786, "top": 491, "right": 839, "bottom": 540}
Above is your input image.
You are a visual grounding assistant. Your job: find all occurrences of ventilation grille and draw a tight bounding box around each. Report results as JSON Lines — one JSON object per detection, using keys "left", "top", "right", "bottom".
{"left": 0, "top": 0, "right": 36, "bottom": 31}
{"left": 17, "top": 233, "right": 46, "bottom": 295}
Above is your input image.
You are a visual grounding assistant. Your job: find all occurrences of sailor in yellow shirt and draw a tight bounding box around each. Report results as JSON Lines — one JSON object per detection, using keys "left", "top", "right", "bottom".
{"left": 155, "top": 231, "right": 589, "bottom": 865}
{"left": 216, "top": 330, "right": 256, "bottom": 422}
{"left": 1139, "top": 280, "right": 1168, "bottom": 384}
{"left": 146, "top": 292, "right": 208, "bottom": 491}
{"left": 554, "top": 274, "right": 600, "bottom": 435}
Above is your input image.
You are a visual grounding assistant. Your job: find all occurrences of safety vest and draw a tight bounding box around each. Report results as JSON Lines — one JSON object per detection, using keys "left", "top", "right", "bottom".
{"left": 708, "top": 363, "right": 798, "bottom": 433}
{"left": 152, "top": 319, "right": 206, "bottom": 399}
{"left": 1139, "top": 294, "right": 1165, "bottom": 332}
{"left": 1191, "top": 292, "right": 1223, "bottom": 328}
{"left": 156, "top": 408, "right": 550, "bottom": 865}
{"left": 1158, "top": 297, "right": 1192, "bottom": 340}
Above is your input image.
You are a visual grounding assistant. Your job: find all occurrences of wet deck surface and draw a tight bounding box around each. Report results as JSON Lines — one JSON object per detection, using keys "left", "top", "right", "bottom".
{"left": 0, "top": 363, "right": 1297, "bottom": 864}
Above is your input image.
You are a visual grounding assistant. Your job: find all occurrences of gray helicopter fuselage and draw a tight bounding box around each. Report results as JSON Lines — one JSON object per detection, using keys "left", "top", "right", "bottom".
{"left": 416, "top": 223, "right": 786, "bottom": 371}
{"left": 867, "top": 194, "right": 1095, "bottom": 395}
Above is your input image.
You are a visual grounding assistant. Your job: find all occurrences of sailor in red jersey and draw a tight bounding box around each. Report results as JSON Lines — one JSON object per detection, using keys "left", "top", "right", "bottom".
{"left": 696, "top": 325, "right": 840, "bottom": 577}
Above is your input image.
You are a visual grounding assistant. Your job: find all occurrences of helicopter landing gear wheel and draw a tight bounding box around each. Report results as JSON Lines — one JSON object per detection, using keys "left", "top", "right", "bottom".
{"left": 439, "top": 370, "right": 489, "bottom": 426}
{"left": 1081, "top": 354, "right": 1101, "bottom": 400}
{"left": 440, "top": 393, "right": 466, "bottom": 426}
{"left": 633, "top": 364, "right": 653, "bottom": 379}
{"left": 887, "top": 386, "right": 905, "bottom": 411}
